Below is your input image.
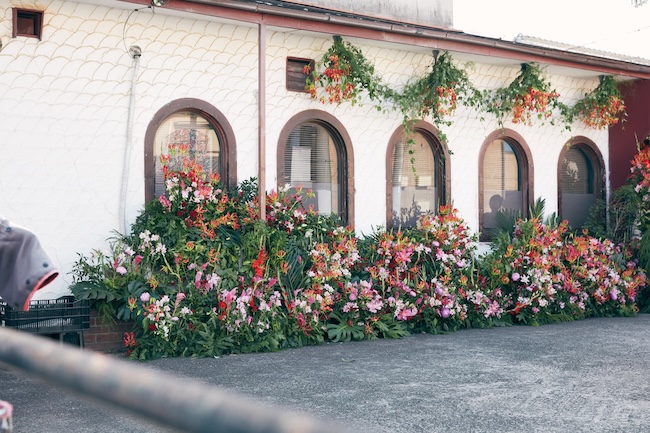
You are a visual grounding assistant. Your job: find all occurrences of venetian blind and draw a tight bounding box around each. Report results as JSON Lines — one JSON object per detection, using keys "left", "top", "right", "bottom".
{"left": 483, "top": 140, "right": 520, "bottom": 192}
{"left": 283, "top": 123, "right": 337, "bottom": 188}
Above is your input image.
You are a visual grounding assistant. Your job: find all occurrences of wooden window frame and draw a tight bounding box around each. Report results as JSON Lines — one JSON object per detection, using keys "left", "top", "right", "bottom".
{"left": 385, "top": 120, "right": 451, "bottom": 229}
{"left": 557, "top": 136, "right": 605, "bottom": 227}
{"left": 277, "top": 110, "right": 355, "bottom": 226}
{"left": 13, "top": 8, "right": 43, "bottom": 39}
{"left": 144, "top": 98, "right": 237, "bottom": 204}
{"left": 478, "top": 129, "right": 533, "bottom": 241}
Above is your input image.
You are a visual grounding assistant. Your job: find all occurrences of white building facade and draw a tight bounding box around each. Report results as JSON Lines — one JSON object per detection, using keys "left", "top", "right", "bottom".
{"left": 2, "top": 0, "right": 648, "bottom": 297}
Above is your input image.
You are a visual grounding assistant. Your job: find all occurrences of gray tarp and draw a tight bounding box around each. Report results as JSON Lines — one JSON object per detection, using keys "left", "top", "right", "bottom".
{"left": 0, "top": 216, "right": 58, "bottom": 311}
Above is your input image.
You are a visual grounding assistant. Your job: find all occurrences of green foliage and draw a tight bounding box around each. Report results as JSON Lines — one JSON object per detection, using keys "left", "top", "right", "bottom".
{"left": 326, "top": 312, "right": 366, "bottom": 343}
{"left": 491, "top": 197, "right": 555, "bottom": 241}
{"left": 584, "top": 185, "right": 641, "bottom": 244}
{"left": 372, "top": 316, "right": 409, "bottom": 339}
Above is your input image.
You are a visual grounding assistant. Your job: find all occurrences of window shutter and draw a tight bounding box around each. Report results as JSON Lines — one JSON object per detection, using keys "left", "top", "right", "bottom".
{"left": 286, "top": 58, "right": 314, "bottom": 92}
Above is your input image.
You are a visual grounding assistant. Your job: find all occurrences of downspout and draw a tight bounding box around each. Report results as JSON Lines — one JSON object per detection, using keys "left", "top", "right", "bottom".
{"left": 258, "top": 21, "right": 266, "bottom": 221}
{"left": 120, "top": 45, "right": 142, "bottom": 235}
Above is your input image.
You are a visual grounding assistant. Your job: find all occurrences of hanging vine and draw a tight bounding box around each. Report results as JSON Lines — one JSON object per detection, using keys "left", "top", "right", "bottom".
{"left": 572, "top": 75, "right": 627, "bottom": 129}
{"left": 481, "top": 63, "right": 563, "bottom": 127}
{"left": 305, "top": 36, "right": 389, "bottom": 106}
{"left": 397, "top": 51, "right": 481, "bottom": 129}
{"left": 303, "top": 37, "right": 627, "bottom": 134}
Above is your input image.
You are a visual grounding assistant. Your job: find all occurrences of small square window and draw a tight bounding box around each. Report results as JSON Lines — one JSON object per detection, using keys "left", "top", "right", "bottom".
{"left": 13, "top": 8, "right": 43, "bottom": 40}
{"left": 286, "top": 57, "right": 314, "bottom": 92}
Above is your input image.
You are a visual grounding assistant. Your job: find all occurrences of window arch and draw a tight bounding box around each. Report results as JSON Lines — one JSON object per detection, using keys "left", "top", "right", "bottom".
{"left": 144, "top": 98, "right": 237, "bottom": 203}
{"left": 277, "top": 110, "right": 354, "bottom": 225}
{"left": 479, "top": 129, "right": 533, "bottom": 240}
{"left": 386, "top": 121, "right": 450, "bottom": 229}
{"left": 558, "top": 137, "right": 604, "bottom": 229}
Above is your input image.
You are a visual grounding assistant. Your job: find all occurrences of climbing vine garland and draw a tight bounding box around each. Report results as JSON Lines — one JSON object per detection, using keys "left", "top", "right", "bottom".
{"left": 572, "top": 75, "right": 627, "bottom": 129}
{"left": 304, "top": 37, "right": 627, "bottom": 132}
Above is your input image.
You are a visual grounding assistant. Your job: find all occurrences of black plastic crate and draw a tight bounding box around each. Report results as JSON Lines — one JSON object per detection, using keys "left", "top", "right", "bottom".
{"left": 0, "top": 296, "right": 90, "bottom": 334}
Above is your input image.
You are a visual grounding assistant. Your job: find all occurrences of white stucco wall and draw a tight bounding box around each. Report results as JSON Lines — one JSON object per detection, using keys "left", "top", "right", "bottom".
{"left": 0, "top": 1, "right": 608, "bottom": 297}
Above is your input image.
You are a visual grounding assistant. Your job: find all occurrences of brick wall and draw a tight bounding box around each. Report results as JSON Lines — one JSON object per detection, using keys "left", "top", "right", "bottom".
{"left": 83, "top": 310, "right": 134, "bottom": 353}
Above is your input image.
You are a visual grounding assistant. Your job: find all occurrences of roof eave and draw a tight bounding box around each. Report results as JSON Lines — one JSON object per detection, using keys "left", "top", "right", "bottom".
{"left": 121, "top": 0, "right": 650, "bottom": 79}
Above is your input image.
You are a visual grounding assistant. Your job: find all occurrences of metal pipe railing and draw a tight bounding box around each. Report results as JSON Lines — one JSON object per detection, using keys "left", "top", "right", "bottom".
{"left": 0, "top": 327, "right": 347, "bottom": 433}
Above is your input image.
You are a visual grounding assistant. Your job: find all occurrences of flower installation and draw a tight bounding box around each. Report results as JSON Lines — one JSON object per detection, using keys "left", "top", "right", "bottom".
{"left": 629, "top": 142, "right": 650, "bottom": 283}
{"left": 572, "top": 75, "right": 626, "bottom": 130}
{"left": 629, "top": 143, "right": 650, "bottom": 208}
{"left": 304, "top": 37, "right": 631, "bottom": 133}
{"left": 397, "top": 51, "right": 481, "bottom": 128}
{"left": 482, "top": 63, "right": 561, "bottom": 127}
{"left": 305, "top": 36, "right": 386, "bottom": 106}
{"left": 70, "top": 152, "right": 648, "bottom": 360}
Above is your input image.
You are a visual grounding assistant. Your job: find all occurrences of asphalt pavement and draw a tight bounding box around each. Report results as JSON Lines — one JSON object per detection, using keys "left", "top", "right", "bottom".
{"left": 1, "top": 314, "right": 650, "bottom": 433}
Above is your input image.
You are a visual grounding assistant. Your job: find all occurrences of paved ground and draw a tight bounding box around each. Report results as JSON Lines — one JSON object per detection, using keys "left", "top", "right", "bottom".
{"left": 1, "top": 315, "right": 650, "bottom": 433}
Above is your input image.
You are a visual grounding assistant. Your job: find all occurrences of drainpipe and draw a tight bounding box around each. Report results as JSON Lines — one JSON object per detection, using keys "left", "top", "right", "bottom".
{"left": 120, "top": 45, "right": 142, "bottom": 235}
{"left": 258, "top": 21, "right": 266, "bottom": 221}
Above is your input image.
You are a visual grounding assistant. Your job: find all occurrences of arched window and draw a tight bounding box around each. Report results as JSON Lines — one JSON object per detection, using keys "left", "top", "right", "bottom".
{"left": 386, "top": 122, "right": 449, "bottom": 229}
{"left": 277, "top": 110, "right": 354, "bottom": 225}
{"left": 558, "top": 138, "right": 604, "bottom": 229}
{"left": 479, "top": 130, "right": 533, "bottom": 240}
{"left": 144, "top": 98, "right": 236, "bottom": 203}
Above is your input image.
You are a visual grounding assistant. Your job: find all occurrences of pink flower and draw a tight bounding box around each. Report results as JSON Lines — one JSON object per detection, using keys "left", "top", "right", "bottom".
{"left": 440, "top": 307, "right": 451, "bottom": 318}
{"left": 116, "top": 266, "right": 127, "bottom": 275}
{"left": 140, "top": 292, "right": 151, "bottom": 302}
{"left": 512, "top": 272, "right": 521, "bottom": 282}
{"left": 175, "top": 292, "right": 186, "bottom": 308}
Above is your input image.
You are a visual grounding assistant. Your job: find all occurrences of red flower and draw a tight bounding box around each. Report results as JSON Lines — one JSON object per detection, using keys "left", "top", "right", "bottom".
{"left": 252, "top": 249, "right": 268, "bottom": 278}
{"left": 123, "top": 332, "right": 137, "bottom": 348}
